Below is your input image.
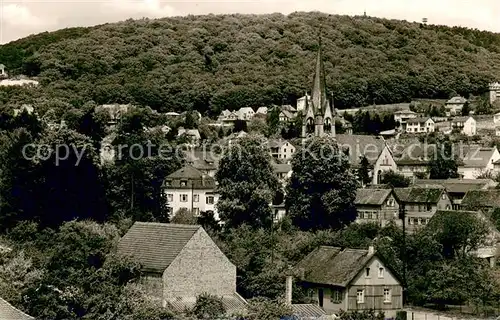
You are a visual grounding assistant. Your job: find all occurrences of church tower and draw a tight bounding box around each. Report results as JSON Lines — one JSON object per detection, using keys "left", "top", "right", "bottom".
{"left": 301, "top": 38, "right": 335, "bottom": 139}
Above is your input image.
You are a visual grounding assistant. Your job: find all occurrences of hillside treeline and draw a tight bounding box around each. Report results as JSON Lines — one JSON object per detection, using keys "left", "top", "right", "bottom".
{"left": 1, "top": 12, "right": 500, "bottom": 114}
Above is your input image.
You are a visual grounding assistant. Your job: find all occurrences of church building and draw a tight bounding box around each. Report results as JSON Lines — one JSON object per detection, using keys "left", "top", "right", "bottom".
{"left": 301, "top": 40, "right": 335, "bottom": 139}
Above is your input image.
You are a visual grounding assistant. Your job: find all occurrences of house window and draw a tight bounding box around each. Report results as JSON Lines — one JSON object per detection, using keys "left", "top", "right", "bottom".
{"left": 387, "top": 199, "right": 395, "bottom": 207}
{"left": 180, "top": 194, "right": 188, "bottom": 202}
{"left": 356, "top": 290, "right": 364, "bottom": 304}
{"left": 165, "top": 180, "right": 171, "bottom": 186}
{"left": 206, "top": 196, "right": 214, "bottom": 204}
{"left": 167, "top": 194, "right": 173, "bottom": 202}
{"left": 384, "top": 289, "right": 391, "bottom": 303}
{"left": 365, "top": 268, "right": 370, "bottom": 277}
{"left": 330, "top": 289, "right": 342, "bottom": 303}
{"left": 441, "top": 193, "right": 446, "bottom": 200}
{"left": 378, "top": 267, "right": 384, "bottom": 278}
{"left": 408, "top": 218, "right": 414, "bottom": 225}
{"left": 193, "top": 194, "right": 199, "bottom": 202}
{"left": 180, "top": 180, "right": 187, "bottom": 187}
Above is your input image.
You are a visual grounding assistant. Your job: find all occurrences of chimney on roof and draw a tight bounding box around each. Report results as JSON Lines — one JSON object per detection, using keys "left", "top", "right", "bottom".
{"left": 285, "top": 265, "right": 293, "bottom": 305}
{"left": 285, "top": 275, "right": 293, "bottom": 305}
{"left": 368, "top": 246, "right": 375, "bottom": 255}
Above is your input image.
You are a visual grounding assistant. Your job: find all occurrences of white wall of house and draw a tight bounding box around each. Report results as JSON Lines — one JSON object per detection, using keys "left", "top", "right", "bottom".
{"left": 494, "top": 113, "right": 500, "bottom": 125}
{"left": 296, "top": 95, "right": 310, "bottom": 112}
{"left": 165, "top": 188, "right": 219, "bottom": 219}
{"left": 279, "top": 142, "right": 296, "bottom": 160}
{"left": 459, "top": 149, "right": 500, "bottom": 179}
{"left": 373, "top": 146, "right": 398, "bottom": 184}
{"left": 463, "top": 117, "right": 476, "bottom": 136}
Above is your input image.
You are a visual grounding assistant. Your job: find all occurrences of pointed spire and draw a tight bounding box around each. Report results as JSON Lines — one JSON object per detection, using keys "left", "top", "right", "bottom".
{"left": 311, "top": 33, "right": 329, "bottom": 115}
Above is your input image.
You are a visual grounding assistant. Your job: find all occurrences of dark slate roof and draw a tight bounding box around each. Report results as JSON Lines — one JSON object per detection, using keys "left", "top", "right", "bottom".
{"left": 294, "top": 246, "right": 374, "bottom": 287}
{"left": 0, "top": 297, "right": 34, "bottom": 320}
{"left": 273, "top": 163, "right": 292, "bottom": 174}
{"left": 393, "top": 143, "right": 437, "bottom": 165}
{"left": 355, "top": 189, "right": 392, "bottom": 206}
{"left": 451, "top": 116, "right": 473, "bottom": 123}
{"left": 462, "top": 190, "right": 500, "bottom": 209}
{"left": 183, "top": 150, "right": 220, "bottom": 171}
{"left": 117, "top": 222, "right": 201, "bottom": 273}
{"left": 291, "top": 304, "right": 327, "bottom": 319}
{"left": 394, "top": 186, "right": 444, "bottom": 204}
{"left": 461, "top": 147, "right": 497, "bottom": 168}
{"left": 335, "top": 134, "right": 386, "bottom": 165}
{"left": 163, "top": 165, "right": 216, "bottom": 189}
{"left": 414, "top": 179, "right": 495, "bottom": 194}
{"left": 407, "top": 117, "right": 432, "bottom": 124}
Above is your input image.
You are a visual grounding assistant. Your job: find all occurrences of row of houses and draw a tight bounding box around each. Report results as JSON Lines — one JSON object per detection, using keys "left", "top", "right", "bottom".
{"left": 115, "top": 221, "right": 405, "bottom": 318}
{"left": 395, "top": 112, "right": 477, "bottom": 136}
{"left": 164, "top": 132, "right": 500, "bottom": 220}
{"left": 354, "top": 185, "right": 500, "bottom": 266}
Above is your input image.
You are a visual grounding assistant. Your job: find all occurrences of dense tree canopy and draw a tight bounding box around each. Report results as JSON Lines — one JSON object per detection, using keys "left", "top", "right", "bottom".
{"left": 216, "top": 136, "right": 280, "bottom": 229}
{"left": 1, "top": 13, "right": 500, "bottom": 114}
{"left": 286, "top": 137, "right": 358, "bottom": 230}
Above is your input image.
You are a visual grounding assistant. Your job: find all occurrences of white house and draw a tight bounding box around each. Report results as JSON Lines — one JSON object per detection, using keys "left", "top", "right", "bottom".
{"left": 218, "top": 110, "right": 238, "bottom": 123}
{"left": 490, "top": 82, "right": 500, "bottom": 104}
{"left": 279, "top": 110, "right": 295, "bottom": 124}
{"left": 494, "top": 112, "right": 500, "bottom": 125}
{"left": 336, "top": 134, "right": 397, "bottom": 185}
{"left": 296, "top": 94, "right": 311, "bottom": 112}
{"left": 0, "top": 78, "right": 39, "bottom": 87}
{"left": 237, "top": 107, "right": 255, "bottom": 121}
{"left": 256, "top": 107, "right": 268, "bottom": 115}
{"left": 450, "top": 116, "right": 476, "bottom": 136}
{"left": 177, "top": 128, "right": 201, "bottom": 145}
{"left": 13, "top": 104, "right": 35, "bottom": 117}
{"left": 458, "top": 146, "right": 500, "bottom": 179}
{"left": 0, "top": 64, "right": 6, "bottom": 78}
{"left": 163, "top": 165, "right": 219, "bottom": 219}
{"left": 268, "top": 139, "right": 296, "bottom": 161}
{"left": 405, "top": 117, "right": 435, "bottom": 133}
{"left": 393, "top": 110, "right": 417, "bottom": 130}
{"left": 445, "top": 96, "right": 467, "bottom": 116}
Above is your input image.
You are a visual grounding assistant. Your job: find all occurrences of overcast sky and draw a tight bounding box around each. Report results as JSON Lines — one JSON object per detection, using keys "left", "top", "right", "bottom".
{"left": 1, "top": 0, "right": 499, "bottom": 44}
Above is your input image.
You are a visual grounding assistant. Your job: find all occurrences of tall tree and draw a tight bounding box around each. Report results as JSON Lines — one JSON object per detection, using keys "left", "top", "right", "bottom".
{"left": 215, "top": 136, "right": 279, "bottom": 229}
{"left": 428, "top": 140, "right": 459, "bottom": 179}
{"left": 266, "top": 107, "right": 280, "bottom": 136}
{"left": 357, "top": 156, "right": 372, "bottom": 186}
{"left": 286, "top": 137, "right": 358, "bottom": 230}
{"left": 105, "top": 108, "right": 183, "bottom": 222}
{"left": 380, "top": 170, "right": 411, "bottom": 188}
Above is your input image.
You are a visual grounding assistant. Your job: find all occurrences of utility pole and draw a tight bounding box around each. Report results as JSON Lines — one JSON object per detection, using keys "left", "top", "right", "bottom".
{"left": 398, "top": 202, "right": 407, "bottom": 305}
{"left": 271, "top": 209, "right": 274, "bottom": 264}
{"left": 130, "top": 173, "right": 134, "bottom": 211}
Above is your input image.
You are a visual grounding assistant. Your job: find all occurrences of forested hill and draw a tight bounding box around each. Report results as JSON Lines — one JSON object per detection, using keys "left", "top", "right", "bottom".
{"left": 2, "top": 12, "right": 500, "bottom": 115}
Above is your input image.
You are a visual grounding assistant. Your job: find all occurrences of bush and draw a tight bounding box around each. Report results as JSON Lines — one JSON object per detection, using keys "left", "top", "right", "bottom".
{"left": 192, "top": 293, "right": 226, "bottom": 319}
{"left": 396, "top": 310, "right": 407, "bottom": 320}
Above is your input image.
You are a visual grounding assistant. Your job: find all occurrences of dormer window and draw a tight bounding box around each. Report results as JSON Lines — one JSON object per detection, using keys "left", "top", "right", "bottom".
{"left": 165, "top": 180, "right": 172, "bottom": 187}
{"left": 365, "top": 268, "right": 370, "bottom": 277}
{"left": 180, "top": 180, "right": 187, "bottom": 187}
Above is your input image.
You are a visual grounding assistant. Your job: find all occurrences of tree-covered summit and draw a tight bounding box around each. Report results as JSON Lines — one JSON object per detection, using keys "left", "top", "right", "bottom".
{"left": 1, "top": 12, "right": 500, "bottom": 114}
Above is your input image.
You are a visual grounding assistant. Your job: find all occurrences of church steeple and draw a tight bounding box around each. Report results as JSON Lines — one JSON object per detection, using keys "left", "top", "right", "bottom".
{"left": 301, "top": 33, "right": 335, "bottom": 140}
{"left": 310, "top": 34, "right": 329, "bottom": 115}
